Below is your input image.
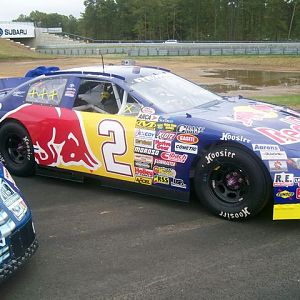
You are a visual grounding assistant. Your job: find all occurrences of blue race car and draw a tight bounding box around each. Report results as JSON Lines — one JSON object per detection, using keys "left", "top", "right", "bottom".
{"left": 0, "top": 162, "right": 38, "bottom": 283}
{"left": 0, "top": 64, "right": 299, "bottom": 221}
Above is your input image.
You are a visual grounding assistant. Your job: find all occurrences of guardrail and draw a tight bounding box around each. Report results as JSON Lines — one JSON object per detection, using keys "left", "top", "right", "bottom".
{"left": 35, "top": 41, "right": 300, "bottom": 56}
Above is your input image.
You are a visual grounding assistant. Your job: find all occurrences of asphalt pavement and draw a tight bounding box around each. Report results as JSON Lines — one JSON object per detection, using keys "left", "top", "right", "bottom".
{"left": 1, "top": 175, "right": 300, "bottom": 299}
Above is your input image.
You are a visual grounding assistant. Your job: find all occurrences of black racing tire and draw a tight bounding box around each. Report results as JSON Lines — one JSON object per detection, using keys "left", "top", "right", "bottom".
{"left": 194, "top": 144, "right": 272, "bottom": 221}
{"left": 0, "top": 122, "right": 35, "bottom": 176}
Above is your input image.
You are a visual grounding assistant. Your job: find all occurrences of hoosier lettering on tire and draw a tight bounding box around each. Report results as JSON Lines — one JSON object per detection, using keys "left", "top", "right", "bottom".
{"left": 194, "top": 144, "right": 272, "bottom": 220}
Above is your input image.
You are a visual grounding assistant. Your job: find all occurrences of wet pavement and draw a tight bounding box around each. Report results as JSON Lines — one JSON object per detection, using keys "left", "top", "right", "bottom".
{"left": 1, "top": 175, "right": 300, "bottom": 299}
{"left": 202, "top": 69, "right": 300, "bottom": 94}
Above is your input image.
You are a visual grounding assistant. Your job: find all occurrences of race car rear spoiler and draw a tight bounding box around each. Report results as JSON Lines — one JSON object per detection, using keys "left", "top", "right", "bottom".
{"left": 0, "top": 77, "right": 31, "bottom": 98}
{"left": 0, "top": 66, "right": 61, "bottom": 99}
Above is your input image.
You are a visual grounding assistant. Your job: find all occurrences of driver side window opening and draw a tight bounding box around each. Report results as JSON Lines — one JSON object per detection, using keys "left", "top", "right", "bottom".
{"left": 121, "top": 94, "right": 143, "bottom": 116}
{"left": 73, "top": 79, "right": 123, "bottom": 114}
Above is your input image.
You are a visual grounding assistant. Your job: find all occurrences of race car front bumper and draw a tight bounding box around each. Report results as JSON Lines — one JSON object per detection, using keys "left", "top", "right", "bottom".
{"left": 0, "top": 220, "right": 38, "bottom": 283}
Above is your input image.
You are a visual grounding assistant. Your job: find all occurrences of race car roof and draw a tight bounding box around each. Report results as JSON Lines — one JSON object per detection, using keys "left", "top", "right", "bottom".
{"left": 65, "top": 65, "right": 170, "bottom": 82}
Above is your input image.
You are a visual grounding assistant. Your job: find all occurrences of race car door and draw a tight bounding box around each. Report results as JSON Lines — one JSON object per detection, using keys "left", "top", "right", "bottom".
{"left": 70, "top": 78, "right": 142, "bottom": 183}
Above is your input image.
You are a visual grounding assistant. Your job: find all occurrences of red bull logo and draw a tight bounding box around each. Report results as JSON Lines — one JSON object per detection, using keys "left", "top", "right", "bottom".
{"left": 6, "top": 105, "right": 100, "bottom": 171}
{"left": 233, "top": 104, "right": 278, "bottom": 127}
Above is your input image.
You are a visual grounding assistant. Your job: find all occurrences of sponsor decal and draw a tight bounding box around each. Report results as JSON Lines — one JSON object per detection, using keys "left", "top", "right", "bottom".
{"left": 254, "top": 124, "right": 300, "bottom": 145}
{"left": 177, "top": 124, "right": 205, "bottom": 134}
{"left": 134, "top": 146, "right": 159, "bottom": 156}
{"left": 135, "top": 176, "right": 152, "bottom": 185}
{"left": 3, "top": 29, "right": 28, "bottom": 36}
{"left": 154, "top": 139, "right": 172, "bottom": 152}
{"left": 161, "top": 123, "right": 177, "bottom": 131}
{"left": 156, "top": 123, "right": 176, "bottom": 131}
{"left": 260, "top": 151, "right": 287, "bottom": 160}
{"left": 64, "top": 85, "right": 76, "bottom": 98}
{"left": 153, "top": 175, "right": 170, "bottom": 185}
{"left": 138, "top": 112, "right": 159, "bottom": 121}
{"left": 158, "top": 117, "right": 174, "bottom": 124}
{"left": 153, "top": 166, "right": 176, "bottom": 177}
{"left": 0, "top": 28, "right": 3, "bottom": 37}
{"left": 233, "top": 104, "right": 278, "bottom": 127}
{"left": 220, "top": 132, "right": 250, "bottom": 143}
{"left": 136, "top": 120, "right": 156, "bottom": 129}
{"left": 135, "top": 128, "right": 156, "bottom": 140}
{"left": 296, "top": 188, "right": 300, "bottom": 199}
{"left": 171, "top": 178, "right": 187, "bottom": 189}
{"left": 135, "top": 167, "right": 154, "bottom": 178}
{"left": 134, "top": 153, "right": 153, "bottom": 164}
{"left": 134, "top": 138, "right": 154, "bottom": 149}
{"left": 175, "top": 142, "right": 198, "bottom": 154}
{"left": 252, "top": 144, "right": 280, "bottom": 151}
{"left": 273, "top": 173, "right": 294, "bottom": 187}
{"left": 141, "top": 107, "right": 155, "bottom": 115}
{"left": 3, "top": 166, "right": 16, "bottom": 186}
{"left": 154, "top": 158, "right": 176, "bottom": 167}
{"left": 294, "top": 177, "right": 300, "bottom": 186}
{"left": 287, "top": 158, "right": 300, "bottom": 170}
{"left": 12, "top": 90, "right": 26, "bottom": 97}
{"left": 205, "top": 149, "right": 236, "bottom": 164}
{"left": 0, "top": 179, "right": 19, "bottom": 207}
{"left": 219, "top": 207, "right": 251, "bottom": 219}
{"left": 9, "top": 198, "right": 28, "bottom": 221}
{"left": 134, "top": 73, "right": 167, "bottom": 84}
{"left": 268, "top": 161, "right": 288, "bottom": 172}
{"left": 156, "top": 131, "right": 176, "bottom": 141}
{"left": 134, "top": 161, "right": 152, "bottom": 169}
{"left": 161, "top": 152, "right": 188, "bottom": 163}
{"left": 177, "top": 134, "right": 199, "bottom": 144}
{"left": 276, "top": 190, "right": 295, "bottom": 199}
{"left": 17, "top": 107, "right": 100, "bottom": 171}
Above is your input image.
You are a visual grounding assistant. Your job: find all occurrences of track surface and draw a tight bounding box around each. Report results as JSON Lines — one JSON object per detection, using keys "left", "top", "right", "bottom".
{"left": 1, "top": 175, "right": 300, "bottom": 299}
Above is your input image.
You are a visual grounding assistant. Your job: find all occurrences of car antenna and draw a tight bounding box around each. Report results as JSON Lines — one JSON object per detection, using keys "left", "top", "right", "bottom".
{"left": 100, "top": 54, "right": 105, "bottom": 73}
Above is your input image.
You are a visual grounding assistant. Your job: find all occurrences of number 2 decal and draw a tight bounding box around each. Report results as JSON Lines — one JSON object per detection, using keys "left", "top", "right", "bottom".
{"left": 98, "top": 119, "right": 133, "bottom": 176}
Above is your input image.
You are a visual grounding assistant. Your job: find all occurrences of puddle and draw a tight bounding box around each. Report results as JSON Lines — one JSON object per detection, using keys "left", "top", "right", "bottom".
{"left": 203, "top": 69, "right": 300, "bottom": 93}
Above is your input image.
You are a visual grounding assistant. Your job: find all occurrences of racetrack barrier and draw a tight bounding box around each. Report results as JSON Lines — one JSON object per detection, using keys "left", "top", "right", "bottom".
{"left": 36, "top": 42, "right": 300, "bottom": 56}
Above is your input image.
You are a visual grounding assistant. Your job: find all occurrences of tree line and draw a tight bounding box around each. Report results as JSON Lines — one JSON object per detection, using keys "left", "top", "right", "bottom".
{"left": 15, "top": 0, "right": 300, "bottom": 41}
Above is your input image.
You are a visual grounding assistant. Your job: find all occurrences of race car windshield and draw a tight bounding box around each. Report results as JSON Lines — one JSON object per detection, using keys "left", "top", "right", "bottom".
{"left": 129, "top": 72, "right": 222, "bottom": 113}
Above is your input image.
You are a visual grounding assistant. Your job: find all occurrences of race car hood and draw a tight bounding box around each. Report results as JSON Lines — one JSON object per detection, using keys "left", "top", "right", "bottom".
{"left": 173, "top": 96, "right": 300, "bottom": 133}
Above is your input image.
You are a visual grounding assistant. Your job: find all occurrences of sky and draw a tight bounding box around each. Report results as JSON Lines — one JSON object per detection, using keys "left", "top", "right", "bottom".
{"left": 0, "top": 0, "right": 85, "bottom": 21}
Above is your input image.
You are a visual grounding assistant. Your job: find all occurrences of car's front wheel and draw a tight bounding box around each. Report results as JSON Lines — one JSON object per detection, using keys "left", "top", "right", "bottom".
{"left": 194, "top": 144, "right": 272, "bottom": 220}
{"left": 0, "top": 122, "right": 35, "bottom": 176}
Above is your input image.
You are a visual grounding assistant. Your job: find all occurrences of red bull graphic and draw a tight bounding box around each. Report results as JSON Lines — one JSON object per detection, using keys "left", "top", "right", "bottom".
{"left": 233, "top": 104, "right": 278, "bottom": 127}
{"left": 4, "top": 105, "right": 100, "bottom": 171}
{"left": 255, "top": 124, "right": 300, "bottom": 145}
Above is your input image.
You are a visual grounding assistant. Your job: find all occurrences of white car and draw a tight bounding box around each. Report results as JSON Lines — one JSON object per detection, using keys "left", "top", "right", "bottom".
{"left": 164, "top": 39, "right": 178, "bottom": 44}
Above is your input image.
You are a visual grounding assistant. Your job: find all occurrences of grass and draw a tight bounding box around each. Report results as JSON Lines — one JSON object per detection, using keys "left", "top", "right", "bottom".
{"left": 0, "top": 39, "right": 50, "bottom": 60}
{"left": 256, "top": 95, "right": 300, "bottom": 110}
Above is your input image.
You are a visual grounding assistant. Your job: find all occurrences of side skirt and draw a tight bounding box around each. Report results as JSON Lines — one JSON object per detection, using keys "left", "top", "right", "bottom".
{"left": 36, "top": 165, "right": 190, "bottom": 202}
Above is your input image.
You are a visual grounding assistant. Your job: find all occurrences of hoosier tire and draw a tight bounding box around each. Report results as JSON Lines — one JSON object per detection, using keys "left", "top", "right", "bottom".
{"left": 194, "top": 145, "right": 272, "bottom": 221}
{"left": 0, "top": 122, "right": 35, "bottom": 176}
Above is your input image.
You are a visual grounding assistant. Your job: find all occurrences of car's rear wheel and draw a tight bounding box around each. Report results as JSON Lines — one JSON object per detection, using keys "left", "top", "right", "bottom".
{"left": 194, "top": 144, "right": 272, "bottom": 220}
{"left": 0, "top": 122, "right": 35, "bottom": 176}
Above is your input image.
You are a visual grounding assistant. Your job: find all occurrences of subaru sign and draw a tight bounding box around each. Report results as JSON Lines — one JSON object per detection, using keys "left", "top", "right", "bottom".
{"left": 0, "top": 22, "right": 35, "bottom": 39}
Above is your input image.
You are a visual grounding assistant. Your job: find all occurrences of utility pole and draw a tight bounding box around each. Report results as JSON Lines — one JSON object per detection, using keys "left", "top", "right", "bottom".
{"left": 288, "top": 1, "right": 297, "bottom": 40}
{"left": 173, "top": 8, "right": 176, "bottom": 39}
